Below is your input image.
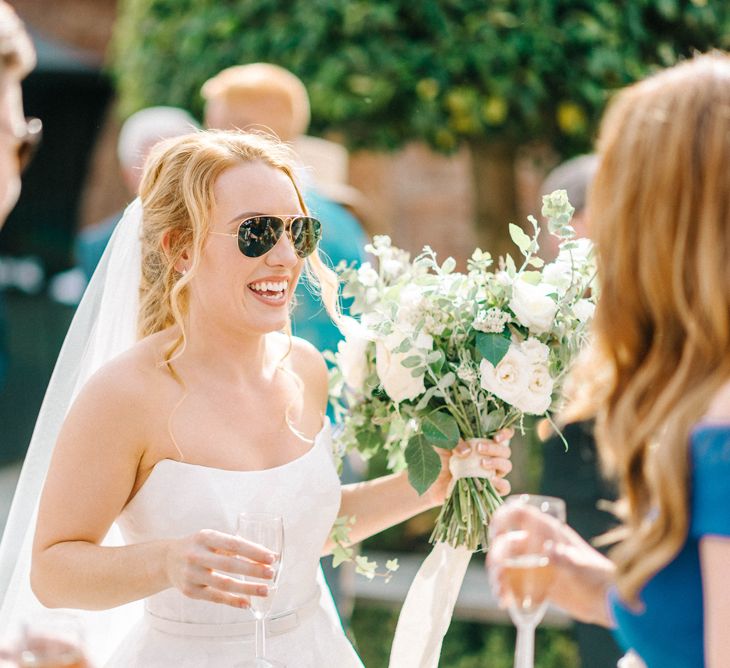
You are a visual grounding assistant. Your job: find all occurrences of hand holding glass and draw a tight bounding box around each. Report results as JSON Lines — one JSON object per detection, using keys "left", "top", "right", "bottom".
{"left": 236, "top": 513, "right": 284, "bottom": 668}
{"left": 494, "top": 494, "right": 566, "bottom": 668}
{"left": 18, "top": 612, "right": 89, "bottom": 668}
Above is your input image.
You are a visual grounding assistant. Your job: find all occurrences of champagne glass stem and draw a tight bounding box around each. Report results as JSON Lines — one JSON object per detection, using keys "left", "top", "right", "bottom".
{"left": 255, "top": 616, "right": 266, "bottom": 660}
{"left": 514, "top": 622, "right": 536, "bottom": 668}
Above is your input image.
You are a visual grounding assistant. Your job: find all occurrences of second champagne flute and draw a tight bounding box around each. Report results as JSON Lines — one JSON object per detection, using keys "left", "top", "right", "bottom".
{"left": 499, "top": 494, "right": 566, "bottom": 668}
{"left": 236, "top": 512, "right": 284, "bottom": 668}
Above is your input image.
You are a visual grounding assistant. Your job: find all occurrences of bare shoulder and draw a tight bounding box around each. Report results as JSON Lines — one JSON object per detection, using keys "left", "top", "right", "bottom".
{"left": 64, "top": 335, "right": 169, "bottom": 444}
{"left": 704, "top": 379, "right": 730, "bottom": 422}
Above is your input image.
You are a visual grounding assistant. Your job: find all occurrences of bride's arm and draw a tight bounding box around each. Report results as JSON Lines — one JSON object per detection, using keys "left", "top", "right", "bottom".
{"left": 31, "top": 360, "right": 275, "bottom": 611}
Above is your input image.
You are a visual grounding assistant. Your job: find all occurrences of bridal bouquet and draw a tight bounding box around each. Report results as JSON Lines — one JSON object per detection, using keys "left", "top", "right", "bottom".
{"left": 328, "top": 191, "right": 596, "bottom": 553}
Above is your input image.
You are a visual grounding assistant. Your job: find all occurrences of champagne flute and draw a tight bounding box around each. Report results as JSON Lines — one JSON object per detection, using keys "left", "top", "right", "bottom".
{"left": 19, "top": 612, "right": 89, "bottom": 668}
{"left": 236, "top": 512, "right": 284, "bottom": 668}
{"left": 499, "top": 494, "right": 566, "bottom": 668}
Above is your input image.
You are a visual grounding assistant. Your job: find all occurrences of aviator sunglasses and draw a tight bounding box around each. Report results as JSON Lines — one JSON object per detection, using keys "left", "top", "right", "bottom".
{"left": 211, "top": 214, "right": 322, "bottom": 259}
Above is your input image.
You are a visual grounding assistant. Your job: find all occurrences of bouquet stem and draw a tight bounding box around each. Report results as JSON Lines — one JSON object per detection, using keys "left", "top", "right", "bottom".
{"left": 430, "top": 476, "right": 503, "bottom": 551}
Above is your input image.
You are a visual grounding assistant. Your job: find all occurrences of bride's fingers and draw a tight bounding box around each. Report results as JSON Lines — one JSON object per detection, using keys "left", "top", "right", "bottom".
{"left": 200, "top": 570, "right": 270, "bottom": 599}
{"left": 200, "top": 553, "right": 275, "bottom": 580}
{"left": 479, "top": 456, "right": 512, "bottom": 477}
{"left": 198, "top": 530, "right": 276, "bottom": 564}
{"left": 492, "top": 477, "right": 511, "bottom": 497}
{"left": 183, "top": 581, "right": 251, "bottom": 608}
{"left": 476, "top": 441, "right": 511, "bottom": 460}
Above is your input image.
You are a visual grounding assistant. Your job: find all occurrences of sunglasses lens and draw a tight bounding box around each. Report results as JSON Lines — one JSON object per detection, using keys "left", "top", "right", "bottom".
{"left": 290, "top": 217, "right": 322, "bottom": 258}
{"left": 238, "top": 216, "right": 285, "bottom": 257}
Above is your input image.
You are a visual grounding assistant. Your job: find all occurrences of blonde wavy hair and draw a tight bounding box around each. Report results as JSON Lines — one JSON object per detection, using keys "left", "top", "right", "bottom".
{"left": 573, "top": 52, "right": 730, "bottom": 603}
{"left": 137, "top": 130, "right": 341, "bottom": 367}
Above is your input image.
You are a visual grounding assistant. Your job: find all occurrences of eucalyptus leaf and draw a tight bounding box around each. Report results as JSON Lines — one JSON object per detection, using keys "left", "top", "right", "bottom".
{"left": 437, "top": 371, "right": 456, "bottom": 390}
{"left": 476, "top": 332, "right": 511, "bottom": 366}
{"left": 481, "top": 409, "right": 506, "bottom": 435}
{"left": 422, "top": 410, "right": 460, "bottom": 449}
{"left": 410, "top": 366, "right": 427, "bottom": 377}
{"left": 441, "top": 257, "right": 456, "bottom": 274}
{"left": 405, "top": 434, "right": 442, "bottom": 496}
{"left": 401, "top": 355, "right": 422, "bottom": 368}
{"left": 509, "top": 223, "right": 532, "bottom": 255}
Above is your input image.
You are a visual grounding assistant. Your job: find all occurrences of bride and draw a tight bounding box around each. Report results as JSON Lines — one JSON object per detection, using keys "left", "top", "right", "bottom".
{"left": 0, "top": 130, "right": 513, "bottom": 666}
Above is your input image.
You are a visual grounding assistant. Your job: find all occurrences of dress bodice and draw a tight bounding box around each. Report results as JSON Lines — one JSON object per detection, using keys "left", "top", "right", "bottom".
{"left": 609, "top": 423, "right": 730, "bottom": 667}
{"left": 116, "top": 419, "right": 341, "bottom": 626}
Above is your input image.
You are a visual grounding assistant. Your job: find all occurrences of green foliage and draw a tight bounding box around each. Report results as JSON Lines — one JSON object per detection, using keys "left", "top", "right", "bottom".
{"left": 405, "top": 433, "right": 442, "bottom": 495}
{"left": 113, "top": 0, "right": 730, "bottom": 154}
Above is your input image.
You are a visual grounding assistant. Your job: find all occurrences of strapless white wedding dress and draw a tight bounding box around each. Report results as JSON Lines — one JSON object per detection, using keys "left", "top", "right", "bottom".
{"left": 105, "top": 420, "right": 363, "bottom": 667}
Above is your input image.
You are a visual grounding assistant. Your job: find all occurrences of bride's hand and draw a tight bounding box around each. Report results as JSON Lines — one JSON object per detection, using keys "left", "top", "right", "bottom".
{"left": 425, "top": 428, "right": 514, "bottom": 507}
{"left": 165, "top": 530, "right": 276, "bottom": 608}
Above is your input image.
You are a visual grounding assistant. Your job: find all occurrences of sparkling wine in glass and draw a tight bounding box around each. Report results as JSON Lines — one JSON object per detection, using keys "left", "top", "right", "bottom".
{"left": 236, "top": 512, "right": 284, "bottom": 668}
{"left": 19, "top": 612, "right": 88, "bottom": 668}
{"left": 500, "top": 494, "right": 566, "bottom": 668}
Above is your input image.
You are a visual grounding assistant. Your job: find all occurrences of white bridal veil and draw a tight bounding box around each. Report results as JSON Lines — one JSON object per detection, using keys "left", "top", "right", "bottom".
{"left": 0, "top": 199, "right": 145, "bottom": 664}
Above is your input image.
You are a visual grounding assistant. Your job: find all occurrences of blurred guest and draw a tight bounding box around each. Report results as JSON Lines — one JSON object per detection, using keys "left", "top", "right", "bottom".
{"left": 489, "top": 52, "right": 730, "bottom": 668}
{"left": 75, "top": 106, "right": 199, "bottom": 281}
{"left": 0, "top": 0, "right": 38, "bottom": 395}
{"left": 0, "top": 0, "right": 37, "bottom": 228}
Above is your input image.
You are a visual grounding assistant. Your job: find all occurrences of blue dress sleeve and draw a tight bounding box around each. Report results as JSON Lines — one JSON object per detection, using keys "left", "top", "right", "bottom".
{"left": 690, "top": 424, "right": 730, "bottom": 538}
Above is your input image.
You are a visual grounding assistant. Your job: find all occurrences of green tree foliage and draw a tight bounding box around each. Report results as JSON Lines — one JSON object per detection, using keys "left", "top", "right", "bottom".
{"left": 113, "top": 0, "right": 729, "bottom": 155}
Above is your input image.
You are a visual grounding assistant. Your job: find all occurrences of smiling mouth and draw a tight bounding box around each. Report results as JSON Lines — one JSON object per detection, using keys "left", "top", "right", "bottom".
{"left": 247, "top": 279, "right": 290, "bottom": 303}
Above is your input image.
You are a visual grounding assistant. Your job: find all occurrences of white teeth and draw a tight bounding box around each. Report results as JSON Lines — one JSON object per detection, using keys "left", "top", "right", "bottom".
{"left": 249, "top": 280, "right": 288, "bottom": 294}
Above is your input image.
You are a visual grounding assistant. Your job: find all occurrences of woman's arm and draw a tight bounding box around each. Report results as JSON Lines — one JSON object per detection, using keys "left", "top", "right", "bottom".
{"left": 700, "top": 536, "right": 730, "bottom": 667}
{"left": 31, "top": 361, "right": 274, "bottom": 611}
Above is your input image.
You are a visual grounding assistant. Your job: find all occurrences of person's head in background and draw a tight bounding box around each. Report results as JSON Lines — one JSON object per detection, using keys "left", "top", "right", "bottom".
{"left": 0, "top": 1, "right": 36, "bottom": 227}
{"left": 577, "top": 51, "right": 730, "bottom": 602}
{"left": 118, "top": 106, "right": 200, "bottom": 196}
{"left": 201, "top": 63, "right": 365, "bottom": 220}
{"left": 539, "top": 153, "right": 599, "bottom": 259}
{"left": 201, "top": 63, "right": 309, "bottom": 142}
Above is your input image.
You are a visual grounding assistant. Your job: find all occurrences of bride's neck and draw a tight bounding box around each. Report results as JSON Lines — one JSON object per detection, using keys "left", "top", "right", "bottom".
{"left": 165, "top": 319, "right": 271, "bottom": 387}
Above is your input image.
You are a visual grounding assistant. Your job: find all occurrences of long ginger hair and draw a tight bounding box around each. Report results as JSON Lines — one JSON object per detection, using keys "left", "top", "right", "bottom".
{"left": 577, "top": 52, "right": 730, "bottom": 602}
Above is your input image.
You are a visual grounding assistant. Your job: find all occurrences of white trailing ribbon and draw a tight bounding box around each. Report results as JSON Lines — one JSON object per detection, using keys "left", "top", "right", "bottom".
{"left": 389, "top": 449, "right": 492, "bottom": 668}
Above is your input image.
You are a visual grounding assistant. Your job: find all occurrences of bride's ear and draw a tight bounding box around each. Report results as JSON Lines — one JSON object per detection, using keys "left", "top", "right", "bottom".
{"left": 161, "top": 230, "right": 192, "bottom": 274}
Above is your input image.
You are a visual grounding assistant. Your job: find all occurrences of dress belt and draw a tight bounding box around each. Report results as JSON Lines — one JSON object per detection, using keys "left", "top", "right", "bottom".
{"left": 144, "top": 593, "right": 320, "bottom": 638}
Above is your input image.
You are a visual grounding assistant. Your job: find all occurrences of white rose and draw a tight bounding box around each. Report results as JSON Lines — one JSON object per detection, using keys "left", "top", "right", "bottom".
{"left": 509, "top": 279, "right": 558, "bottom": 334}
{"left": 479, "top": 345, "right": 530, "bottom": 406}
{"left": 336, "top": 317, "right": 372, "bottom": 391}
{"left": 573, "top": 299, "right": 595, "bottom": 323}
{"left": 513, "top": 363, "right": 554, "bottom": 415}
{"left": 520, "top": 337, "right": 550, "bottom": 364}
{"left": 375, "top": 331, "right": 432, "bottom": 403}
{"left": 541, "top": 261, "right": 572, "bottom": 292}
{"left": 557, "top": 237, "right": 593, "bottom": 265}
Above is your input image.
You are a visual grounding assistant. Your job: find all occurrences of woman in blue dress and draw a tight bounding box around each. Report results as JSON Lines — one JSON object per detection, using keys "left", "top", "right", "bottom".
{"left": 488, "top": 51, "right": 730, "bottom": 668}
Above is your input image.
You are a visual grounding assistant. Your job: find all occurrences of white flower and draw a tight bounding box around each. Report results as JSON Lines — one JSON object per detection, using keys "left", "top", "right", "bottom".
{"left": 479, "top": 345, "right": 530, "bottom": 406}
{"left": 557, "top": 237, "right": 593, "bottom": 265}
{"left": 518, "top": 363, "right": 554, "bottom": 414}
{"left": 397, "top": 284, "right": 428, "bottom": 330}
{"left": 473, "top": 307, "right": 510, "bottom": 333}
{"left": 375, "top": 331, "right": 433, "bottom": 403}
{"left": 509, "top": 279, "right": 558, "bottom": 334}
{"left": 573, "top": 299, "right": 595, "bottom": 323}
{"left": 480, "top": 342, "right": 555, "bottom": 415}
{"left": 456, "top": 362, "right": 478, "bottom": 385}
{"left": 336, "top": 317, "right": 373, "bottom": 391}
{"left": 520, "top": 337, "right": 550, "bottom": 364}
{"left": 541, "top": 261, "right": 572, "bottom": 292}
{"left": 357, "top": 262, "right": 379, "bottom": 287}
